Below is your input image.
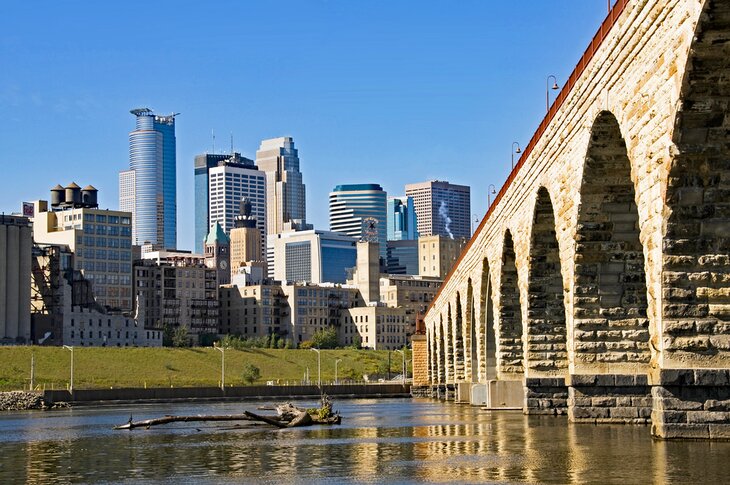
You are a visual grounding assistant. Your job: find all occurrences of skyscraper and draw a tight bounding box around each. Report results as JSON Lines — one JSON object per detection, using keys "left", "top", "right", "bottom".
{"left": 120, "top": 108, "right": 177, "bottom": 249}
{"left": 255, "top": 137, "right": 307, "bottom": 235}
{"left": 206, "top": 155, "right": 266, "bottom": 260}
{"left": 329, "top": 184, "right": 387, "bottom": 261}
{"left": 194, "top": 152, "right": 253, "bottom": 253}
{"left": 405, "top": 180, "right": 470, "bottom": 239}
{"left": 387, "top": 196, "right": 418, "bottom": 241}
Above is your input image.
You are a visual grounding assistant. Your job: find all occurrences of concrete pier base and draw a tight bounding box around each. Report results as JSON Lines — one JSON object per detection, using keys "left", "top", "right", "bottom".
{"left": 650, "top": 369, "right": 730, "bottom": 440}
{"left": 525, "top": 377, "right": 568, "bottom": 415}
{"left": 567, "top": 374, "right": 652, "bottom": 424}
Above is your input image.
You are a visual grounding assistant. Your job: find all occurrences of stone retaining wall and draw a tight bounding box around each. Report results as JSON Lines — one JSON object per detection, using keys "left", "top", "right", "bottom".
{"left": 651, "top": 369, "right": 730, "bottom": 440}
{"left": 568, "top": 374, "right": 651, "bottom": 424}
{"left": 524, "top": 377, "right": 568, "bottom": 415}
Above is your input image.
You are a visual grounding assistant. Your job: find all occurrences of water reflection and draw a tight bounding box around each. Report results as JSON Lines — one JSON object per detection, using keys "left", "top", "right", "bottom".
{"left": 0, "top": 399, "right": 728, "bottom": 484}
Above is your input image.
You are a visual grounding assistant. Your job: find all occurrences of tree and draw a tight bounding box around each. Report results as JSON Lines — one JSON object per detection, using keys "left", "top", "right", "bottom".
{"left": 172, "top": 326, "right": 190, "bottom": 348}
{"left": 241, "top": 363, "right": 261, "bottom": 385}
{"left": 311, "top": 327, "right": 338, "bottom": 349}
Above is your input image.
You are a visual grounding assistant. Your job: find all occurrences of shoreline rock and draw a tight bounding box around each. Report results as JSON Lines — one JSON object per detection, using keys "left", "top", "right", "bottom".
{"left": 0, "top": 391, "right": 69, "bottom": 411}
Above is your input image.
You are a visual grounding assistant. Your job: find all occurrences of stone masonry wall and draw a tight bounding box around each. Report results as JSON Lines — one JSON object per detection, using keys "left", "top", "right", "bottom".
{"left": 568, "top": 375, "right": 652, "bottom": 424}
{"left": 411, "top": 334, "right": 429, "bottom": 387}
{"left": 651, "top": 369, "right": 730, "bottom": 439}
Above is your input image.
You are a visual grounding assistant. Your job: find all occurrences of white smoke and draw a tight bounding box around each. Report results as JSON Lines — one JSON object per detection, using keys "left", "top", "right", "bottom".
{"left": 439, "top": 201, "right": 454, "bottom": 239}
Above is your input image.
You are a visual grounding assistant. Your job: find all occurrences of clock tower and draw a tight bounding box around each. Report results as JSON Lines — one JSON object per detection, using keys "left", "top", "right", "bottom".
{"left": 204, "top": 221, "right": 231, "bottom": 286}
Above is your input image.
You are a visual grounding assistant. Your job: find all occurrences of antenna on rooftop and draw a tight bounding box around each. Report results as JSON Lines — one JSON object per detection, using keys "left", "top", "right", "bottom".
{"left": 230, "top": 132, "right": 234, "bottom": 155}
{"left": 212, "top": 129, "right": 216, "bottom": 154}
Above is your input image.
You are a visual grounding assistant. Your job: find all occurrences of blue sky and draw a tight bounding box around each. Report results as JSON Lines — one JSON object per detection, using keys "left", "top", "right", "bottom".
{"left": 1, "top": 1, "right": 611, "bottom": 250}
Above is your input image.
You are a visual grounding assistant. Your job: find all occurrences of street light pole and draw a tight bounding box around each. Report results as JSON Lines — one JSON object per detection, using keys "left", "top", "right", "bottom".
{"left": 215, "top": 345, "right": 226, "bottom": 391}
{"left": 335, "top": 358, "right": 342, "bottom": 385}
{"left": 511, "top": 142, "right": 522, "bottom": 170}
{"left": 310, "top": 348, "right": 321, "bottom": 386}
{"left": 546, "top": 75, "right": 559, "bottom": 113}
{"left": 487, "top": 184, "right": 497, "bottom": 208}
{"left": 395, "top": 349, "right": 406, "bottom": 385}
{"left": 63, "top": 345, "right": 74, "bottom": 393}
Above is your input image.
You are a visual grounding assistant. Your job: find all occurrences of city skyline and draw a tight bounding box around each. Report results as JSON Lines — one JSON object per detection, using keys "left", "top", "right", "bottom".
{"left": 0, "top": 2, "right": 612, "bottom": 251}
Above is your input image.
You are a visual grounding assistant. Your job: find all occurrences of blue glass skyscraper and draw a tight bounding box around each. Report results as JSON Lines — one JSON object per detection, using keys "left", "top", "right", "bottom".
{"left": 387, "top": 196, "right": 418, "bottom": 241}
{"left": 119, "top": 108, "right": 177, "bottom": 249}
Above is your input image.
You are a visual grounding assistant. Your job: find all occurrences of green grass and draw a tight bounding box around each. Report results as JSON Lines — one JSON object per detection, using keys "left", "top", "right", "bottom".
{"left": 0, "top": 347, "right": 411, "bottom": 391}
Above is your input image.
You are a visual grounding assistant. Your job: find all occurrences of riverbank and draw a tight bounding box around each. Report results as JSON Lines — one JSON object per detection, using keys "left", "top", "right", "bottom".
{"left": 42, "top": 383, "right": 411, "bottom": 406}
{"left": 0, "top": 391, "right": 69, "bottom": 411}
{"left": 0, "top": 346, "right": 410, "bottom": 391}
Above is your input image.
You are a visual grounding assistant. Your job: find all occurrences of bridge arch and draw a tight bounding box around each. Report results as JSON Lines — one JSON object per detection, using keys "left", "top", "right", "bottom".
{"left": 437, "top": 313, "right": 446, "bottom": 384}
{"left": 453, "top": 292, "right": 465, "bottom": 381}
{"left": 498, "top": 230, "right": 524, "bottom": 377}
{"left": 464, "top": 278, "right": 478, "bottom": 382}
{"left": 573, "top": 110, "right": 650, "bottom": 372}
{"left": 445, "top": 304, "right": 454, "bottom": 383}
{"left": 662, "top": 0, "right": 730, "bottom": 367}
{"left": 526, "top": 187, "right": 568, "bottom": 376}
{"left": 479, "top": 257, "right": 498, "bottom": 381}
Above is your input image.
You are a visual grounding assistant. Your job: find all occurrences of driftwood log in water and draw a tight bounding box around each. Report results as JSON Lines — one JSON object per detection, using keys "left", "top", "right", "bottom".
{"left": 113, "top": 414, "right": 259, "bottom": 430}
{"left": 114, "top": 398, "right": 341, "bottom": 430}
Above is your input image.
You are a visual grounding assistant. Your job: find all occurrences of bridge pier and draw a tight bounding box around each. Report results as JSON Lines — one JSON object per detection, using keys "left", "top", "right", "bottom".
{"left": 524, "top": 377, "right": 568, "bottom": 415}
{"left": 567, "top": 374, "right": 652, "bottom": 424}
{"left": 650, "top": 369, "right": 730, "bottom": 440}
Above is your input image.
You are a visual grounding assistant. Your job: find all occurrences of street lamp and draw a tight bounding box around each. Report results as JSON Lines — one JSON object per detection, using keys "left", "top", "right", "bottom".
{"left": 335, "top": 358, "right": 342, "bottom": 385}
{"left": 394, "top": 349, "right": 406, "bottom": 385}
{"left": 487, "top": 184, "right": 497, "bottom": 208}
{"left": 546, "top": 75, "right": 559, "bottom": 113}
{"left": 63, "top": 345, "right": 74, "bottom": 393}
{"left": 511, "top": 142, "right": 522, "bottom": 170}
{"left": 471, "top": 214, "right": 479, "bottom": 235}
{"left": 215, "top": 344, "right": 226, "bottom": 391}
{"left": 310, "top": 348, "right": 321, "bottom": 386}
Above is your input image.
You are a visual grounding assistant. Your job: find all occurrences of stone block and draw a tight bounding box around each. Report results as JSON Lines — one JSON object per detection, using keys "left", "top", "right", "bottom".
{"left": 694, "top": 369, "right": 730, "bottom": 387}
{"left": 654, "top": 410, "right": 687, "bottom": 423}
{"left": 634, "top": 406, "right": 651, "bottom": 419}
{"left": 704, "top": 399, "right": 730, "bottom": 412}
{"left": 652, "top": 423, "right": 710, "bottom": 440}
{"left": 709, "top": 424, "right": 730, "bottom": 440}
{"left": 610, "top": 407, "right": 639, "bottom": 419}
{"left": 686, "top": 411, "right": 730, "bottom": 424}
{"left": 595, "top": 375, "right": 616, "bottom": 386}
{"left": 570, "top": 406, "right": 610, "bottom": 420}
{"left": 654, "top": 396, "right": 704, "bottom": 411}
{"left": 655, "top": 369, "right": 695, "bottom": 386}
{"left": 592, "top": 396, "right": 616, "bottom": 407}
{"left": 569, "top": 374, "right": 597, "bottom": 386}
{"left": 616, "top": 396, "right": 633, "bottom": 407}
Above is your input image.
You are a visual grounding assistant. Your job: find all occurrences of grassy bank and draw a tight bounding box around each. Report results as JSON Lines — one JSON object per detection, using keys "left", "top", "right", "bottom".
{"left": 0, "top": 347, "right": 410, "bottom": 391}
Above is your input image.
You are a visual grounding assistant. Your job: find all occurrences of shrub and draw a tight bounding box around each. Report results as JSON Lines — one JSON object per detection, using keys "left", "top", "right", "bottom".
{"left": 241, "top": 363, "right": 261, "bottom": 385}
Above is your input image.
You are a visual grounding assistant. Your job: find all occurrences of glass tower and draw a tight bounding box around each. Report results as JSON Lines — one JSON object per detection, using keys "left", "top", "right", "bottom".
{"left": 329, "top": 183, "right": 387, "bottom": 261}
{"left": 387, "top": 196, "right": 418, "bottom": 241}
{"left": 120, "top": 108, "right": 177, "bottom": 249}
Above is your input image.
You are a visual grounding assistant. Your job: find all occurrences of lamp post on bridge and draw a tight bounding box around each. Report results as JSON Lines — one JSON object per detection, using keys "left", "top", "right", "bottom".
{"left": 511, "top": 142, "right": 522, "bottom": 169}
{"left": 546, "top": 75, "right": 559, "bottom": 113}
{"left": 487, "top": 184, "right": 497, "bottom": 208}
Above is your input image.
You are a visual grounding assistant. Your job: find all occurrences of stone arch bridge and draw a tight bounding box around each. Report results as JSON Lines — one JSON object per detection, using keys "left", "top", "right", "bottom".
{"left": 423, "top": 0, "right": 730, "bottom": 439}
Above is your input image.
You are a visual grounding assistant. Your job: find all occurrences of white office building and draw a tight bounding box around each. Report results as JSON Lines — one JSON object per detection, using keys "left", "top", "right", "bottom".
{"left": 208, "top": 163, "right": 267, "bottom": 261}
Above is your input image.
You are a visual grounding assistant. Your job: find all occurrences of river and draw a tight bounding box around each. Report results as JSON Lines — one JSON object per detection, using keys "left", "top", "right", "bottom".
{"left": 0, "top": 398, "right": 727, "bottom": 484}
